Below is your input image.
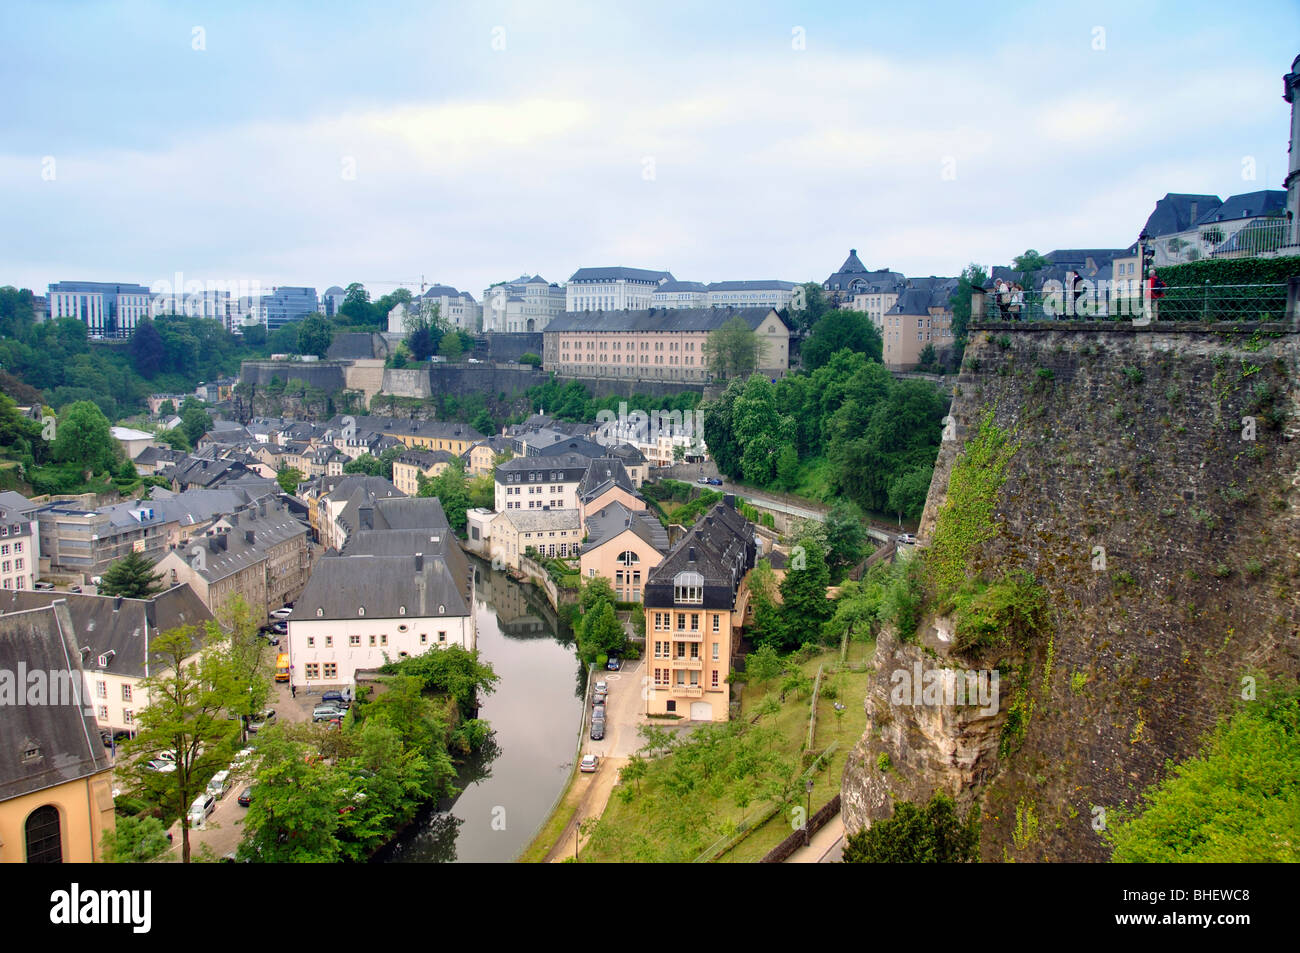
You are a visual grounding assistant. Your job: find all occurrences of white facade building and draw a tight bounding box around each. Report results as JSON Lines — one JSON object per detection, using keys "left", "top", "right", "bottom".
{"left": 566, "top": 267, "right": 673, "bottom": 312}
{"left": 482, "top": 275, "right": 567, "bottom": 332}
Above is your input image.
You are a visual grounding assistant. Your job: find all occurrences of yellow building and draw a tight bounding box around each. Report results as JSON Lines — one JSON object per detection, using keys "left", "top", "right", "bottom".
{"left": 642, "top": 499, "right": 756, "bottom": 722}
{"left": 0, "top": 603, "right": 116, "bottom": 862}
{"left": 392, "top": 450, "right": 455, "bottom": 496}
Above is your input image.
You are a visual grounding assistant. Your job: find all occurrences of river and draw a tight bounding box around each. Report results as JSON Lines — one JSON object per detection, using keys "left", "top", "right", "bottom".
{"left": 374, "top": 558, "right": 585, "bottom": 863}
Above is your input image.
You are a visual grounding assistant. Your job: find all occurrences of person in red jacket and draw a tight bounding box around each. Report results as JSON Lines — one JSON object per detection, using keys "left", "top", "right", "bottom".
{"left": 1144, "top": 269, "right": 1166, "bottom": 320}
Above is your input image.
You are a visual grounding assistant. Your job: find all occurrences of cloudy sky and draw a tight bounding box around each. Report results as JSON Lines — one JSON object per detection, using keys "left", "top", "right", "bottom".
{"left": 2, "top": 0, "right": 1296, "bottom": 299}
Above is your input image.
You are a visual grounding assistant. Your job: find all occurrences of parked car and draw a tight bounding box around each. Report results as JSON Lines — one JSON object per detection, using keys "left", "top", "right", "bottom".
{"left": 707, "top": 477, "right": 723, "bottom": 486}
{"left": 249, "top": 710, "right": 276, "bottom": 734}
{"left": 697, "top": 476, "right": 710, "bottom": 484}
{"left": 313, "top": 705, "right": 346, "bottom": 722}
{"left": 321, "top": 690, "right": 349, "bottom": 709}
{"left": 33, "top": 581, "right": 54, "bottom": 591}
{"left": 207, "top": 769, "right": 232, "bottom": 798}
{"left": 579, "top": 754, "right": 599, "bottom": 773}
{"left": 897, "top": 533, "right": 917, "bottom": 545}
{"left": 590, "top": 721, "right": 605, "bottom": 740}
{"left": 593, "top": 680, "right": 608, "bottom": 698}
{"left": 68, "top": 585, "right": 82, "bottom": 593}
{"left": 156, "top": 750, "right": 176, "bottom": 763}
{"left": 270, "top": 607, "right": 293, "bottom": 620}
{"left": 237, "top": 786, "right": 254, "bottom": 808}
{"left": 592, "top": 697, "right": 606, "bottom": 712}
{"left": 270, "top": 621, "right": 288, "bottom": 634}
{"left": 231, "top": 748, "right": 255, "bottom": 772}
{"left": 145, "top": 758, "right": 176, "bottom": 773}
{"left": 606, "top": 657, "right": 622, "bottom": 671}
{"left": 188, "top": 793, "right": 216, "bottom": 828}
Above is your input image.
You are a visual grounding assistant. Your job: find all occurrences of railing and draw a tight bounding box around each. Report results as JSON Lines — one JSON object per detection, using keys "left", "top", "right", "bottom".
{"left": 671, "top": 684, "right": 704, "bottom": 697}
{"left": 976, "top": 281, "right": 1294, "bottom": 323}
{"left": 1207, "top": 219, "right": 1291, "bottom": 259}
{"left": 671, "top": 657, "right": 703, "bottom": 670}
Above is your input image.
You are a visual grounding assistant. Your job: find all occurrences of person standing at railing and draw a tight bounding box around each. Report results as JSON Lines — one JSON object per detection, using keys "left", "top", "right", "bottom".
{"left": 995, "top": 278, "right": 1011, "bottom": 320}
{"left": 1144, "top": 269, "right": 1165, "bottom": 321}
{"left": 1010, "top": 283, "right": 1025, "bottom": 321}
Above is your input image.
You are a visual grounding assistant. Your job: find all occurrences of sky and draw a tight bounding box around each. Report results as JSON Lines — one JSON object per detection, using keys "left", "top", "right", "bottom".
{"left": 1, "top": 0, "right": 1297, "bottom": 300}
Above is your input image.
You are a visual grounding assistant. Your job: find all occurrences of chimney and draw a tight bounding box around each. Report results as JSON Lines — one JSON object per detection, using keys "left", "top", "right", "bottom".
{"left": 359, "top": 504, "right": 374, "bottom": 531}
{"left": 219, "top": 534, "right": 228, "bottom": 551}
{"left": 246, "top": 530, "right": 255, "bottom": 545}
{"left": 723, "top": 493, "right": 735, "bottom": 509}
{"left": 208, "top": 536, "right": 219, "bottom": 553}
{"left": 114, "top": 596, "right": 123, "bottom": 611}
{"left": 414, "top": 553, "right": 424, "bottom": 572}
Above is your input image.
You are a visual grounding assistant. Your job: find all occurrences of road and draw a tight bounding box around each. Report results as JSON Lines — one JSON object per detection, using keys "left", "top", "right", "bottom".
{"left": 784, "top": 814, "right": 845, "bottom": 863}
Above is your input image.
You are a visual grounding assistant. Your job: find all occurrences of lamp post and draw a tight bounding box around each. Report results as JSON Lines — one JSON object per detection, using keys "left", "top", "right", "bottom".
{"left": 804, "top": 779, "right": 815, "bottom": 845}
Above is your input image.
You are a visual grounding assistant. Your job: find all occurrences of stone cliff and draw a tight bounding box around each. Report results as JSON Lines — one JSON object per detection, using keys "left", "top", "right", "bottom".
{"left": 842, "top": 319, "right": 1300, "bottom": 861}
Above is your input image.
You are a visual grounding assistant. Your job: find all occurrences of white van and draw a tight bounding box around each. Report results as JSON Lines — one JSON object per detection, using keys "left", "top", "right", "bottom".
{"left": 189, "top": 793, "right": 216, "bottom": 829}
{"left": 206, "top": 770, "right": 231, "bottom": 799}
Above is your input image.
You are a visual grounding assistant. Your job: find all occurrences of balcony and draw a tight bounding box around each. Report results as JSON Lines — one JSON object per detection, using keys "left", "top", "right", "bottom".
{"left": 671, "top": 684, "right": 704, "bottom": 698}
{"left": 671, "top": 628, "right": 704, "bottom": 641}
{"left": 672, "top": 657, "right": 703, "bottom": 670}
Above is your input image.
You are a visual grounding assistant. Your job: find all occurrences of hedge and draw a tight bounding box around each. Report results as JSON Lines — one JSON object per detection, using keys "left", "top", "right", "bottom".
{"left": 1158, "top": 257, "right": 1300, "bottom": 288}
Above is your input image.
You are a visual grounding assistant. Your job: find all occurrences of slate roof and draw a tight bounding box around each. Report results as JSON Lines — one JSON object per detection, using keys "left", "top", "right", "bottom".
{"left": 824, "top": 250, "right": 906, "bottom": 293}
{"left": 175, "top": 501, "right": 307, "bottom": 583}
{"left": 396, "top": 449, "right": 456, "bottom": 468}
{"left": 1193, "top": 190, "right": 1286, "bottom": 225}
{"left": 606, "top": 443, "right": 647, "bottom": 466}
{"left": 646, "top": 501, "right": 754, "bottom": 593}
{"left": 0, "top": 603, "right": 112, "bottom": 803}
{"left": 0, "top": 491, "right": 39, "bottom": 518}
{"left": 545, "top": 307, "right": 784, "bottom": 334}
{"left": 322, "top": 415, "right": 484, "bottom": 444}
{"left": 707, "top": 280, "right": 798, "bottom": 291}
{"left": 496, "top": 451, "right": 602, "bottom": 482}
{"left": 656, "top": 280, "right": 708, "bottom": 292}
{"left": 583, "top": 500, "right": 669, "bottom": 553}
{"left": 885, "top": 278, "right": 960, "bottom": 316}
{"left": 147, "top": 486, "right": 268, "bottom": 528}
{"left": 521, "top": 432, "right": 607, "bottom": 458}
{"left": 0, "top": 585, "right": 211, "bottom": 680}
{"left": 568, "top": 267, "right": 674, "bottom": 284}
{"left": 1141, "top": 193, "right": 1223, "bottom": 238}
{"left": 294, "top": 541, "right": 471, "bottom": 622}
{"left": 577, "top": 457, "right": 636, "bottom": 502}
{"left": 497, "top": 508, "right": 581, "bottom": 534}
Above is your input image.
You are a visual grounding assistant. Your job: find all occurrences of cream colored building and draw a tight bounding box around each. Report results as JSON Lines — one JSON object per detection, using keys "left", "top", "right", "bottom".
{"left": 579, "top": 501, "right": 669, "bottom": 603}
{"left": 392, "top": 450, "right": 455, "bottom": 496}
{"left": 490, "top": 508, "right": 582, "bottom": 568}
{"left": 881, "top": 280, "right": 958, "bottom": 371}
{"left": 543, "top": 307, "right": 790, "bottom": 382}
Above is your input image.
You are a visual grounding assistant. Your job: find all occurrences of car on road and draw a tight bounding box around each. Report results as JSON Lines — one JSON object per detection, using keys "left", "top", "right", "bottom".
{"left": 707, "top": 477, "right": 723, "bottom": 486}
{"left": 897, "top": 533, "right": 917, "bottom": 545}
{"left": 207, "top": 770, "right": 232, "bottom": 798}
{"left": 145, "top": 758, "right": 176, "bottom": 773}
{"left": 270, "top": 608, "right": 293, "bottom": 620}
{"left": 592, "top": 696, "right": 606, "bottom": 712}
{"left": 237, "top": 786, "right": 254, "bottom": 808}
{"left": 606, "top": 657, "right": 622, "bottom": 671}
{"left": 590, "top": 721, "right": 605, "bottom": 740}
{"left": 33, "top": 581, "right": 55, "bottom": 591}
{"left": 321, "top": 690, "right": 349, "bottom": 709}
{"left": 249, "top": 710, "right": 276, "bottom": 734}
{"left": 697, "top": 476, "right": 710, "bottom": 484}
{"left": 68, "top": 585, "right": 82, "bottom": 593}
{"left": 579, "top": 754, "right": 599, "bottom": 773}
{"left": 313, "top": 705, "right": 346, "bottom": 722}
{"left": 593, "top": 680, "right": 608, "bottom": 698}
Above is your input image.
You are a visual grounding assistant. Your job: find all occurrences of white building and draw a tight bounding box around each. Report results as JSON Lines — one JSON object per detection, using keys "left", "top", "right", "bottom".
{"left": 47, "top": 281, "right": 153, "bottom": 339}
{"left": 482, "top": 274, "right": 567, "bottom": 332}
{"left": 286, "top": 529, "right": 475, "bottom": 690}
{"left": 565, "top": 267, "right": 673, "bottom": 312}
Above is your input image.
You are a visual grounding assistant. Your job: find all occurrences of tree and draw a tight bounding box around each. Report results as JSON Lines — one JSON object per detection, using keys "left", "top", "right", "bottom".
{"left": 948, "top": 263, "right": 989, "bottom": 343}
{"left": 418, "top": 457, "right": 470, "bottom": 533}
{"left": 130, "top": 318, "right": 166, "bottom": 378}
{"left": 101, "top": 815, "right": 172, "bottom": 863}
{"left": 579, "top": 600, "right": 626, "bottom": 663}
{"left": 917, "top": 342, "right": 938, "bottom": 369}
{"left": 789, "top": 282, "right": 830, "bottom": 332}
{"left": 343, "top": 454, "right": 384, "bottom": 477}
{"left": 405, "top": 303, "right": 441, "bottom": 362}
{"left": 276, "top": 466, "right": 303, "bottom": 494}
{"left": 703, "top": 316, "right": 761, "bottom": 380}
{"left": 802, "top": 310, "right": 882, "bottom": 371}
{"left": 518, "top": 352, "right": 541, "bottom": 367}
{"left": 1012, "top": 249, "right": 1050, "bottom": 291}
{"left": 121, "top": 624, "right": 244, "bottom": 863}
{"left": 298, "top": 313, "right": 333, "bottom": 358}
{"left": 742, "top": 642, "right": 784, "bottom": 686}
{"left": 52, "top": 400, "right": 118, "bottom": 473}
{"left": 158, "top": 399, "right": 176, "bottom": 417}
{"left": 181, "top": 405, "right": 212, "bottom": 446}
{"left": 843, "top": 791, "right": 980, "bottom": 862}
{"left": 779, "top": 536, "right": 833, "bottom": 649}
{"left": 823, "top": 500, "right": 869, "bottom": 575}
{"left": 887, "top": 466, "right": 933, "bottom": 522}
{"left": 98, "top": 551, "right": 167, "bottom": 599}
{"left": 438, "top": 330, "right": 464, "bottom": 362}
{"left": 237, "top": 728, "right": 346, "bottom": 862}
{"left": 1106, "top": 686, "right": 1300, "bottom": 862}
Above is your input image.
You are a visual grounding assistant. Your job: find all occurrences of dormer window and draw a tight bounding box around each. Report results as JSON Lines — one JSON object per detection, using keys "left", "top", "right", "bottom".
{"left": 674, "top": 571, "right": 704, "bottom": 604}
{"left": 317, "top": 607, "right": 323, "bottom": 617}
{"left": 358, "top": 607, "right": 365, "bottom": 617}
{"left": 399, "top": 606, "right": 406, "bottom": 615}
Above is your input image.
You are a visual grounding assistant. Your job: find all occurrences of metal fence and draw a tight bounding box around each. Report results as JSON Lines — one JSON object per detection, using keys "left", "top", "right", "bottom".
{"left": 977, "top": 282, "right": 1292, "bottom": 323}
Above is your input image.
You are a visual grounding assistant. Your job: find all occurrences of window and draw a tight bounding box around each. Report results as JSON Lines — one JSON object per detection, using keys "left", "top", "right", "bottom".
{"left": 24, "top": 806, "right": 61, "bottom": 864}
{"left": 711, "top": 670, "right": 719, "bottom": 688}
{"left": 439, "top": 631, "right": 447, "bottom": 643}
{"left": 307, "top": 636, "right": 315, "bottom": 647}
{"left": 97, "top": 705, "right": 108, "bottom": 721}
{"left": 124, "top": 709, "right": 134, "bottom": 724}
{"left": 95, "top": 681, "right": 107, "bottom": 699}
{"left": 323, "top": 663, "right": 337, "bottom": 679}
{"left": 325, "top": 636, "right": 333, "bottom": 647}
{"left": 380, "top": 634, "right": 388, "bottom": 646}
{"left": 420, "top": 633, "right": 428, "bottom": 644}
{"left": 712, "top": 613, "right": 720, "bottom": 633}
{"left": 305, "top": 663, "right": 320, "bottom": 679}
{"left": 674, "top": 571, "right": 704, "bottom": 604}
{"left": 712, "top": 641, "right": 719, "bottom": 661}
{"left": 349, "top": 634, "right": 361, "bottom": 646}
{"left": 121, "top": 684, "right": 132, "bottom": 702}
{"left": 369, "top": 635, "right": 376, "bottom": 646}
{"left": 690, "top": 613, "right": 699, "bottom": 631}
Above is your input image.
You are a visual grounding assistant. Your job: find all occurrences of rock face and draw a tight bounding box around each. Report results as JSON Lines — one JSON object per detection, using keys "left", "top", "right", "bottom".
{"left": 842, "top": 320, "right": 1300, "bottom": 861}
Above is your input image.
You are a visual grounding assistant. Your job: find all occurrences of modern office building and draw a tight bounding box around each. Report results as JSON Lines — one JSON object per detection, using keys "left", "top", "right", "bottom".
{"left": 47, "top": 280, "right": 153, "bottom": 338}
{"left": 263, "top": 286, "right": 319, "bottom": 330}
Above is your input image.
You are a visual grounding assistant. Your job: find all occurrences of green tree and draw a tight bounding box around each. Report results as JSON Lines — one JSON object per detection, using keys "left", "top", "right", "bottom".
{"left": 779, "top": 537, "right": 833, "bottom": 649}
{"left": 181, "top": 405, "right": 212, "bottom": 446}
{"left": 121, "top": 624, "right": 244, "bottom": 863}
{"left": 438, "top": 330, "right": 464, "bottom": 362}
{"left": 1011, "top": 249, "right": 1050, "bottom": 290}
{"left": 158, "top": 399, "right": 176, "bottom": 417}
{"left": 887, "top": 465, "right": 934, "bottom": 523}
{"left": 52, "top": 400, "right": 118, "bottom": 473}
{"left": 518, "top": 352, "right": 542, "bottom": 367}
{"left": 298, "top": 313, "right": 333, "bottom": 358}
{"left": 802, "top": 310, "right": 882, "bottom": 370}
{"left": 703, "top": 316, "right": 761, "bottom": 380}
{"left": 843, "top": 791, "right": 980, "bottom": 862}
{"left": 237, "top": 728, "right": 345, "bottom": 862}
{"left": 130, "top": 318, "right": 166, "bottom": 378}
{"left": 742, "top": 642, "right": 784, "bottom": 686}
{"left": 405, "top": 303, "right": 442, "bottom": 362}
{"left": 579, "top": 600, "right": 626, "bottom": 662}
{"left": 1106, "top": 686, "right": 1300, "bottom": 862}
{"left": 98, "top": 550, "right": 167, "bottom": 599}
{"left": 100, "top": 815, "right": 172, "bottom": 863}
{"left": 418, "top": 457, "right": 470, "bottom": 533}
{"left": 789, "top": 282, "right": 830, "bottom": 332}
{"left": 823, "top": 500, "right": 869, "bottom": 575}
{"left": 276, "top": 466, "right": 303, "bottom": 494}
{"left": 343, "top": 454, "right": 384, "bottom": 477}
{"left": 948, "top": 263, "right": 989, "bottom": 344}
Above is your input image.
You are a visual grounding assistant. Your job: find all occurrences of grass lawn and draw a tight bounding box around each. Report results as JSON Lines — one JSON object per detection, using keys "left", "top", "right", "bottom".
{"left": 579, "top": 638, "right": 875, "bottom": 863}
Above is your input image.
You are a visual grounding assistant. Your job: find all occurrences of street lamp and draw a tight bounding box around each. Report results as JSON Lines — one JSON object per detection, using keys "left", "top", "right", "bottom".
{"left": 804, "top": 779, "right": 815, "bottom": 845}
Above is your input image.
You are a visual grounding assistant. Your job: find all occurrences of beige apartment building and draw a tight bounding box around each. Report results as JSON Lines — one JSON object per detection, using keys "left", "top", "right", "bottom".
{"left": 490, "top": 508, "right": 583, "bottom": 569}
{"left": 881, "top": 280, "right": 958, "bottom": 371}
{"left": 642, "top": 499, "right": 756, "bottom": 722}
{"left": 579, "top": 501, "right": 669, "bottom": 603}
{"left": 542, "top": 307, "right": 790, "bottom": 382}
{"left": 392, "top": 450, "right": 455, "bottom": 495}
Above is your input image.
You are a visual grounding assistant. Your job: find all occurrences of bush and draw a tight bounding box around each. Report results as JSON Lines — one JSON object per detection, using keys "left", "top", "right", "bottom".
{"left": 947, "top": 571, "right": 1050, "bottom": 660}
